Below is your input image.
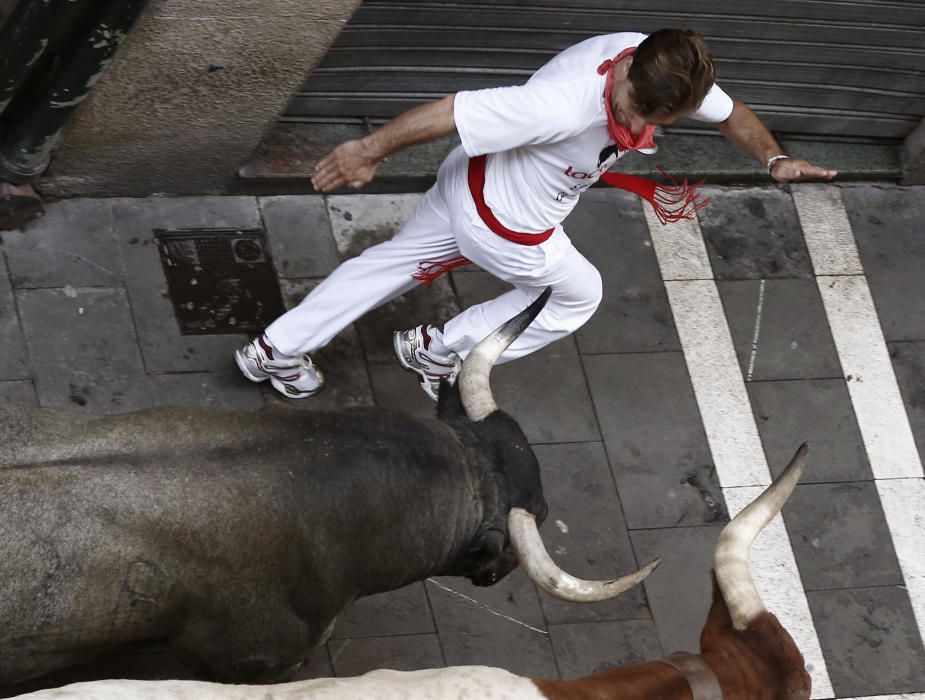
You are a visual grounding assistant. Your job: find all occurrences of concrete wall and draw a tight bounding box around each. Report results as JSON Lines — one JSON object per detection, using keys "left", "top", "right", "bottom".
{"left": 38, "top": 0, "right": 361, "bottom": 198}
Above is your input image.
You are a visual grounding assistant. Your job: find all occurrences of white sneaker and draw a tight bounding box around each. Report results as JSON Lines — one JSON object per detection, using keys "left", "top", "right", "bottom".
{"left": 235, "top": 335, "right": 324, "bottom": 399}
{"left": 393, "top": 324, "right": 461, "bottom": 401}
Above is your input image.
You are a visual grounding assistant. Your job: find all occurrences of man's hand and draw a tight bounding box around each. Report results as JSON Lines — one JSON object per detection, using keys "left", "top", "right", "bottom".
{"left": 311, "top": 140, "right": 379, "bottom": 193}
{"left": 310, "top": 95, "right": 458, "bottom": 194}
{"left": 716, "top": 101, "right": 838, "bottom": 184}
{"left": 770, "top": 158, "right": 837, "bottom": 183}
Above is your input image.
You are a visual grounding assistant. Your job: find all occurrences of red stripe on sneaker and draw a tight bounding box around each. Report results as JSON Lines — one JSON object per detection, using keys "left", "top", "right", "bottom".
{"left": 258, "top": 335, "right": 275, "bottom": 360}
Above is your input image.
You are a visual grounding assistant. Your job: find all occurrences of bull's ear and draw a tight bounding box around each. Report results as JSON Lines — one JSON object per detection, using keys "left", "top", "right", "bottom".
{"left": 468, "top": 528, "right": 505, "bottom": 562}
{"left": 437, "top": 380, "right": 466, "bottom": 420}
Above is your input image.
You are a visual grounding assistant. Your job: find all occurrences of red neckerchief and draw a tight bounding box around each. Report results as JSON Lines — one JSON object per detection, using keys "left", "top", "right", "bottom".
{"left": 598, "top": 46, "right": 657, "bottom": 152}
{"left": 595, "top": 45, "right": 709, "bottom": 227}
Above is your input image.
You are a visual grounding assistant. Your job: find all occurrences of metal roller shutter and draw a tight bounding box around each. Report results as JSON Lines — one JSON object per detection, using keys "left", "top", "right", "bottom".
{"left": 283, "top": 0, "right": 925, "bottom": 142}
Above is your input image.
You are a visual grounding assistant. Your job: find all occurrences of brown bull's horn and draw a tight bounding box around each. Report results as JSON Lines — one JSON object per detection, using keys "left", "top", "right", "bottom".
{"left": 459, "top": 288, "right": 552, "bottom": 422}
{"left": 508, "top": 507, "right": 660, "bottom": 603}
{"left": 714, "top": 443, "right": 809, "bottom": 630}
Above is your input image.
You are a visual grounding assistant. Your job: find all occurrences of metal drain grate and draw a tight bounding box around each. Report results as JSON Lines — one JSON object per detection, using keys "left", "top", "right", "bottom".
{"left": 155, "top": 228, "right": 285, "bottom": 335}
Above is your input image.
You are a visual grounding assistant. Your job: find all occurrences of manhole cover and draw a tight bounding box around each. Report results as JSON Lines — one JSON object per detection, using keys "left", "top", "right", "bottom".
{"left": 155, "top": 228, "right": 285, "bottom": 335}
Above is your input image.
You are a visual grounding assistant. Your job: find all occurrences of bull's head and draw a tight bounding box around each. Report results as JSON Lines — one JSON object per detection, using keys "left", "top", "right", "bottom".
{"left": 699, "top": 443, "right": 813, "bottom": 699}
{"left": 439, "top": 288, "right": 659, "bottom": 601}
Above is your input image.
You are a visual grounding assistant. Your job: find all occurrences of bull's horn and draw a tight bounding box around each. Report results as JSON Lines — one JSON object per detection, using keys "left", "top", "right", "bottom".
{"left": 508, "top": 507, "right": 660, "bottom": 602}
{"left": 459, "top": 288, "right": 552, "bottom": 422}
{"left": 714, "top": 443, "right": 808, "bottom": 630}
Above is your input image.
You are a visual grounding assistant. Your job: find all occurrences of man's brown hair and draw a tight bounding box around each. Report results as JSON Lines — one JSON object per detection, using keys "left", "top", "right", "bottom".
{"left": 627, "top": 28, "right": 716, "bottom": 118}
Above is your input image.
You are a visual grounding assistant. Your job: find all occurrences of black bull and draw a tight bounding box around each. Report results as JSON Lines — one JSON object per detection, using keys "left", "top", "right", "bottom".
{"left": 0, "top": 402, "right": 538, "bottom": 684}
{"left": 0, "top": 290, "right": 654, "bottom": 687}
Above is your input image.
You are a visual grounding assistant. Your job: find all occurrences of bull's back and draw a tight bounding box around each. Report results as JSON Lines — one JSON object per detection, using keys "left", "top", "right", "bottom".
{"left": 0, "top": 405, "right": 469, "bottom": 667}
{"left": 0, "top": 405, "right": 461, "bottom": 479}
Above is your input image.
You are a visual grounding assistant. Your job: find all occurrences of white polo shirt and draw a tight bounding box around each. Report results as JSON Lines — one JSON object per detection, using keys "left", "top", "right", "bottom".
{"left": 454, "top": 32, "right": 734, "bottom": 233}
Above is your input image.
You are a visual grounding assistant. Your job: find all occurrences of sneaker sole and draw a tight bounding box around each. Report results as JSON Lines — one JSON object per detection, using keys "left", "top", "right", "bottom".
{"left": 269, "top": 376, "right": 321, "bottom": 399}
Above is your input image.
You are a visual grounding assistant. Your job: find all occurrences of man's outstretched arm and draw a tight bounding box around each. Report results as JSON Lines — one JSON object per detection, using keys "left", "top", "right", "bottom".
{"left": 715, "top": 100, "right": 837, "bottom": 182}
{"left": 311, "top": 94, "right": 458, "bottom": 193}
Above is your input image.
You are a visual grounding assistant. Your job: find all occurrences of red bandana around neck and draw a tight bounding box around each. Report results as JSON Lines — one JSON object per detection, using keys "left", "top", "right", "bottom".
{"left": 598, "top": 46, "right": 657, "bottom": 152}
{"left": 593, "top": 45, "right": 709, "bottom": 227}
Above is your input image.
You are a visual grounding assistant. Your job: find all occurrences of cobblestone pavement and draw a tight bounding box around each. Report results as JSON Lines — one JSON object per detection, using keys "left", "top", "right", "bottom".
{"left": 1, "top": 183, "right": 923, "bottom": 698}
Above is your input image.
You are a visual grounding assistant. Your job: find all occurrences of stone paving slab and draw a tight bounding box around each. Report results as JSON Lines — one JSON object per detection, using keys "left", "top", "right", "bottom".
{"left": 890, "top": 340, "right": 925, "bottom": 459}
{"left": 16, "top": 287, "right": 150, "bottom": 412}
{"left": 2, "top": 199, "right": 120, "bottom": 289}
{"left": 145, "top": 371, "right": 264, "bottom": 411}
{"left": 690, "top": 178, "right": 925, "bottom": 697}
{"left": 844, "top": 185, "right": 925, "bottom": 343}
{"left": 0, "top": 254, "right": 29, "bottom": 381}
{"left": 328, "top": 634, "right": 445, "bottom": 677}
{"left": 719, "top": 278, "right": 842, "bottom": 381}
{"left": 367, "top": 362, "right": 435, "bottom": 420}
{"left": 547, "top": 618, "right": 662, "bottom": 679}
{"left": 427, "top": 572, "right": 558, "bottom": 677}
{"left": 568, "top": 189, "right": 680, "bottom": 355}
{"left": 747, "top": 378, "right": 873, "bottom": 483}
{"left": 630, "top": 524, "right": 722, "bottom": 656}
{"left": 533, "top": 442, "right": 652, "bottom": 626}
{"left": 331, "top": 584, "right": 434, "bottom": 640}
{"left": 0, "top": 380, "right": 36, "bottom": 408}
{"left": 584, "top": 352, "right": 724, "bottom": 530}
{"left": 785, "top": 482, "right": 905, "bottom": 590}
{"left": 807, "top": 585, "right": 925, "bottom": 696}
{"left": 698, "top": 186, "right": 814, "bottom": 280}
{"left": 325, "top": 193, "right": 421, "bottom": 257}
{"left": 259, "top": 196, "right": 341, "bottom": 279}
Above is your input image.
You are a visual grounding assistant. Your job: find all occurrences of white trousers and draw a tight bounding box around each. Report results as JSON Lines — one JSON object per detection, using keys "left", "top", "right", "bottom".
{"left": 265, "top": 146, "right": 603, "bottom": 364}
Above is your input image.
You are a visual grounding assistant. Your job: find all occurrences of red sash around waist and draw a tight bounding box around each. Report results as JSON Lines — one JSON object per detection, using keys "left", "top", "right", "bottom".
{"left": 467, "top": 154, "right": 554, "bottom": 245}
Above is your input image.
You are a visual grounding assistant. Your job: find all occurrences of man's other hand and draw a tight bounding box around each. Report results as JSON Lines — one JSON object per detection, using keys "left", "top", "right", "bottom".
{"left": 771, "top": 158, "right": 837, "bottom": 183}
{"left": 311, "top": 140, "right": 378, "bottom": 193}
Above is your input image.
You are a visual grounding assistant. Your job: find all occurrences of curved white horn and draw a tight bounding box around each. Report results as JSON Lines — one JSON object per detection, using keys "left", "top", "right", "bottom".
{"left": 459, "top": 288, "right": 552, "bottom": 422}
{"left": 715, "top": 443, "right": 808, "bottom": 630}
{"left": 508, "top": 507, "right": 659, "bottom": 603}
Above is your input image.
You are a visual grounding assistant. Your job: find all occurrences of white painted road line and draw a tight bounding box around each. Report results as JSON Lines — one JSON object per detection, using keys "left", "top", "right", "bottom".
{"left": 663, "top": 281, "right": 768, "bottom": 488}
{"left": 643, "top": 205, "right": 712, "bottom": 280}
{"left": 793, "top": 185, "right": 864, "bottom": 276}
{"left": 876, "top": 479, "right": 925, "bottom": 649}
{"left": 647, "top": 204, "right": 834, "bottom": 699}
{"left": 793, "top": 186, "right": 922, "bottom": 481}
{"left": 815, "top": 275, "right": 923, "bottom": 480}
{"left": 793, "top": 185, "right": 925, "bottom": 694}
